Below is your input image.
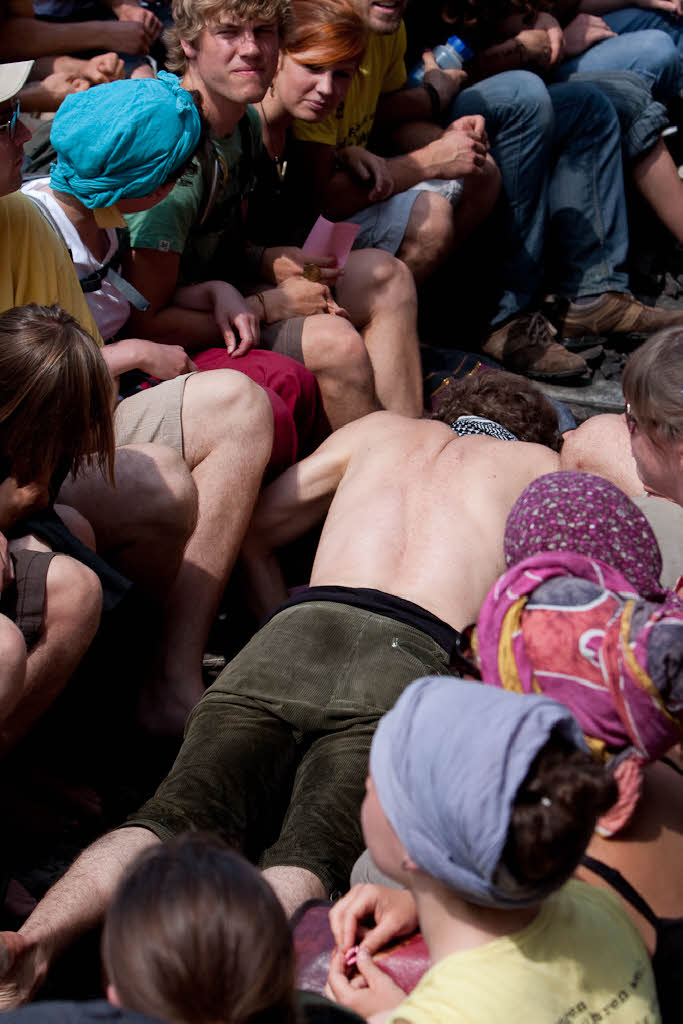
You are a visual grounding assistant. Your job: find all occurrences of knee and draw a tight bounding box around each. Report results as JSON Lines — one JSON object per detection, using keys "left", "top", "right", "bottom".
{"left": 364, "top": 251, "right": 418, "bottom": 311}
{"left": 632, "top": 30, "right": 679, "bottom": 86}
{"left": 302, "top": 318, "right": 374, "bottom": 385}
{"left": 456, "top": 70, "right": 553, "bottom": 135}
{"left": 184, "top": 369, "right": 273, "bottom": 450}
{"left": 45, "top": 555, "right": 102, "bottom": 640}
{"left": 502, "top": 70, "right": 554, "bottom": 128}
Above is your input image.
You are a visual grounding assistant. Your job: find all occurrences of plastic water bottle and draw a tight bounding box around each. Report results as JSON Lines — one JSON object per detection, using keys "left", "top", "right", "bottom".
{"left": 408, "top": 35, "right": 474, "bottom": 86}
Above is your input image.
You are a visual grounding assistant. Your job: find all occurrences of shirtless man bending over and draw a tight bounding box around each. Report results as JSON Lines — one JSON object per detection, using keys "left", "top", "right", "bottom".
{"left": 0, "top": 372, "right": 561, "bottom": 1008}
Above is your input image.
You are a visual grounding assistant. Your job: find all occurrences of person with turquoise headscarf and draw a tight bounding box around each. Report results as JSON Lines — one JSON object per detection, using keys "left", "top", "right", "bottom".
{"left": 17, "top": 71, "right": 282, "bottom": 739}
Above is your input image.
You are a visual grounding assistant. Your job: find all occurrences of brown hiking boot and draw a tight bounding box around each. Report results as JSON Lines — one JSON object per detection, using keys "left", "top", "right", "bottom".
{"left": 560, "top": 292, "right": 683, "bottom": 338}
{"left": 482, "top": 313, "right": 589, "bottom": 381}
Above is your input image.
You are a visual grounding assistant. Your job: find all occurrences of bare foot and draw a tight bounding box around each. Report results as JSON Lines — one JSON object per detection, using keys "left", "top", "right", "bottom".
{"left": 136, "top": 670, "right": 204, "bottom": 737}
{"left": 0, "top": 931, "right": 42, "bottom": 1009}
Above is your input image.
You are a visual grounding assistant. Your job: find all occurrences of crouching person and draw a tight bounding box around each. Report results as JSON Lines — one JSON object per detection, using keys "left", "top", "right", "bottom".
{"left": 0, "top": 304, "right": 111, "bottom": 756}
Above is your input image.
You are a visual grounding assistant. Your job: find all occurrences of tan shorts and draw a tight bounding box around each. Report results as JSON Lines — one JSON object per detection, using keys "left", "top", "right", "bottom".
{"left": 113, "top": 373, "right": 193, "bottom": 456}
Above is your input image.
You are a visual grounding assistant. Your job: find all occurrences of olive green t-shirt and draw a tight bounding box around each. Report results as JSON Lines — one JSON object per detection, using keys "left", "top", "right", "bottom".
{"left": 124, "top": 107, "right": 264, "bottom": 289}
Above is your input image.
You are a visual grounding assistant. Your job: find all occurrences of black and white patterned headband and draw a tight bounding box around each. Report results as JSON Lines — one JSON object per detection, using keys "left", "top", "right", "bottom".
{"left": 450, "top": 416, "right": 518, "bottom": 442}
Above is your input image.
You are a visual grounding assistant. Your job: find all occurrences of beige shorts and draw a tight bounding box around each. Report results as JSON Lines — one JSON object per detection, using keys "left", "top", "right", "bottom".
{"left": 113, "top": 373, "right": 193, "bottom": 456}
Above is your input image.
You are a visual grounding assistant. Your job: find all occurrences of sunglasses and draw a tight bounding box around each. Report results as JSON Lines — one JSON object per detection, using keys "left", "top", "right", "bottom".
{"left": 0, "top": 99, "right": 21, "bottom": 141}
{"left": 625, "top": 402, "right": 638, "bottom": 435}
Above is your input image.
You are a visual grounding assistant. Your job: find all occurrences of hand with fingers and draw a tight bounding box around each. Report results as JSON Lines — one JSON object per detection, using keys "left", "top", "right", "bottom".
{"left": 329, "top": 884, "right": 419, "bottom": 959}
{"left": 423, "top": 50, "right": 468, "bottom": 109}
{"left": 262, "top": 278, "right": 349, "bottom": 322}
{"left": 212, "top": 281, "right": 260, "bottom": 355}
{"left": 262, "top": 246, "right": 342, "bottom": 287}
{"left": 325, "top": 945, "right": 407, "bottom": 1019}
{"left": 562, "top": 14, "right": 616, "bottom": 58}
{"left": 337, "top": 146, "right": 394, "bottom": 202}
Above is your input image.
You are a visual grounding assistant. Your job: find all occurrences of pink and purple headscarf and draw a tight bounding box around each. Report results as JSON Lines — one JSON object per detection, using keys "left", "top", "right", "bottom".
{"left": 503, "top": 471, "right": 663, "bottom": 595}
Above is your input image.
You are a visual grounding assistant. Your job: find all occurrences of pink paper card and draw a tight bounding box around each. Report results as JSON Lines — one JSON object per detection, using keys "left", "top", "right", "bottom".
{"left": 302, "top": 216, "right": 360, "bottom": 270}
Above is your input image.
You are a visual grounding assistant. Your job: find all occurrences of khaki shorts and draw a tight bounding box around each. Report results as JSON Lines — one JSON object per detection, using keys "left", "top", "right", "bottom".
{"left": 113, "top": 373, "right": 193, "bottom": 456}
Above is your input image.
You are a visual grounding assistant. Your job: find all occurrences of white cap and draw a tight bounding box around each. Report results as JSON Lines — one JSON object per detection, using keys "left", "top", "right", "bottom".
{"left": 0, "top": 61, "right": 34, "bottom": 103}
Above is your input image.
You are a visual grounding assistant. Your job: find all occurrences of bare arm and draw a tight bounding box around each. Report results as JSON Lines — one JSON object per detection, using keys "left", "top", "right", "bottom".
{"left": 99, "top": 338, "right": 197, "bottom": 379}
{"left": 0, "top": 827, "right": 159, "bottom": 1009}
{"left": 241, "top": 415, "right": 377, "bottom": 619}
{"left": 576, "top": 0, "right": 681, "bottom": 11}
{"left": 173, "top": 280, "right": 260, "bottom": 356}
{"left": 124, "top": 249, "right": 226, "bottom": 351}
{"left": 0, "top": 16, "right": 152, "bottom": 59}
{"left": 291, "top": 125, "right": 489, "bottom": 220}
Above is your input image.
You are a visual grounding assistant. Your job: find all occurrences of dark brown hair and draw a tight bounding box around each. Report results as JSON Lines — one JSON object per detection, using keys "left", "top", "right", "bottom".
{"left": 101, "top": 834, "right": 298, "bottom": 1024}
{"left": 0, "top": 304, "right": 115, "bottom": 486}
{"left": 502, "top": 734, "right": 617, "bottom": 891}
{"left": 432, "top": 369, "right": 563, "bottom": 451}
{"left": 622, "top": 328, "right": 683, "bottom": 446}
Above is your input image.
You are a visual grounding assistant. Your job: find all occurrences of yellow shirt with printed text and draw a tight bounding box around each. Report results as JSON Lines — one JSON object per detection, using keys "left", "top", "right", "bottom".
{"left": 387, "top": 882, "right": 660, "bottom": 1024}
{"left": 293, "top": 22, "right": 407, "bottom": 150}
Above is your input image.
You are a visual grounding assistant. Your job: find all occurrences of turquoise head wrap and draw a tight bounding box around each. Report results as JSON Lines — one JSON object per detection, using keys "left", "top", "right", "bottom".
{"left": 49, "top": 72, "right": 201, "bottom": 208}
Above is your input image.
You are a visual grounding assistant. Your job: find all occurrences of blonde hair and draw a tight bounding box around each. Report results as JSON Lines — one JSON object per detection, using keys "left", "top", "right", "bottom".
{"left": 0, "top": 304, "right": 115, "bottom": 486}
{"left": 622, "top": 328, "right": 683, "bottom": 445}
{"left": 166, "top": 0, "right": 292, "bottom": 74}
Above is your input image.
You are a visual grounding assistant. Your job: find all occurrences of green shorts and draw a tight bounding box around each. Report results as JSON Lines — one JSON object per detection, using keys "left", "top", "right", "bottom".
{"left": 126, "top": 599, "right": 451, "bottom": 895}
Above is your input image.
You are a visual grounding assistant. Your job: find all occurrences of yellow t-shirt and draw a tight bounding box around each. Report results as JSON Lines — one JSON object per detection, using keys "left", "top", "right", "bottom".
{"left": 293, "top": 22, "right": 407, "bottom": 149}
{"left": 388, "top": 881, "right": 660, "bottom": 1024}
{"left": 0, "top": 192, "right": 102, "bottom": 345}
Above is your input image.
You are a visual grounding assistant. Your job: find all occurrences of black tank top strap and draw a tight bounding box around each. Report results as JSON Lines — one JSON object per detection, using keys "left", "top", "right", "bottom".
{"left": 580, "top": 854, "right": 659, "bottom": 927}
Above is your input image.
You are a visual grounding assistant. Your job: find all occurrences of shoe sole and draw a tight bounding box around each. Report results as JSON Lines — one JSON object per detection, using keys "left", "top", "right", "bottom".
{"left": 524, "top": 367, "right": 592, "bottom": 384}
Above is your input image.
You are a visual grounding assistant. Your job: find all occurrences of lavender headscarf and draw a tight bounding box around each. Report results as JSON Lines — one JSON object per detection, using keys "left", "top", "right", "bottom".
{"left": 369, "top": 676, "right": 587, "bottom": 909}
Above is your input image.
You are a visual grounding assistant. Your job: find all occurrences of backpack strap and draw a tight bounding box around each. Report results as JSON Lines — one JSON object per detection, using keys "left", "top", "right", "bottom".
{"left": 25, "top": 194, "right": 149, "bottom": 311}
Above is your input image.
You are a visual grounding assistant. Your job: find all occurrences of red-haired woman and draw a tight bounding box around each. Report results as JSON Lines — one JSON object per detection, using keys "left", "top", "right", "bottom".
{"left": 249, "top": 0, "right": 424, "bottom": 420}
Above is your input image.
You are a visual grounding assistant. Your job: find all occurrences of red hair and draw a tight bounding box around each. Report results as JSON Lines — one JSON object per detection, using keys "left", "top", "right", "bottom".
{"left": 285, "top": 0, "right": 368, "bottom": 67}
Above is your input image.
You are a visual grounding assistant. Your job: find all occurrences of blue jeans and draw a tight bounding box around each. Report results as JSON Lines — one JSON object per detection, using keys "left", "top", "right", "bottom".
{"left": 552, "top": 28, "right": 681, "bottom": 100}
{"left": 602, "top": 6, "right": 683, "bottom": 60}
{"left": 449, "top": 72, "right": 629, "bottom": 326}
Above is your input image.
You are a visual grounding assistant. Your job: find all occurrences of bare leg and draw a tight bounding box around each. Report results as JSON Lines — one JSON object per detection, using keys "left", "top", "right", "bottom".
{"left": 59, "top": 443, "right": 197, "bottom": 602}
{"left": 632, "top": 139, "right": 683, "bottom": 246}
{"left": 560, "top": 414, "right": 644, "bottom": 497}
{"left": 300, "top": 316, "right": 380, "bottom": 429}
{"left": 0, "top": 615, "right": 26, "bottom": 724}
{"left": 0, "top": 554, "right": 102, "bottom": 756}
{"left": 53, "top": 504, "right": 95, "bottom": 549}
{"left": 397, "top": 191, "right": 455, "bottom": 285}
{"left": 0, "top": 826, "right": 158, "bottom": 1009}
{"left": 262, "top": 865, "right": 326, "bottom": 919}
{"left": 336, "top": 250, "right": 423, "bottom": 417}
{"left": 449, "top": 156, "right": 501, "bottom": 251}
{"left": 140, "top": 370, "right": 273, "bottom": 734}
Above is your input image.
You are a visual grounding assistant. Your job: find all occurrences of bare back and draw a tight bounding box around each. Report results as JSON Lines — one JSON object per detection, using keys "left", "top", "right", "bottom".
{"left": 310, "top": 415, "right": 559, "bottom": 631}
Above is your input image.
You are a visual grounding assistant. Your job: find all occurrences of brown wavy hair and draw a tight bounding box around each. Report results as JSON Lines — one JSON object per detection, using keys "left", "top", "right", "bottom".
{"left": 102, "top": 834, "right": 298, "bottom": 1024}
{"left": 0, "top": 304, "right": 114, "bottom": 486}
{"left": 432, "top": 369, "right": 563, "bottom": 451}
